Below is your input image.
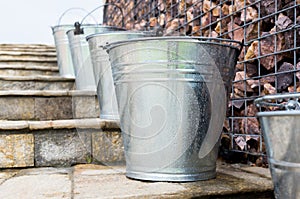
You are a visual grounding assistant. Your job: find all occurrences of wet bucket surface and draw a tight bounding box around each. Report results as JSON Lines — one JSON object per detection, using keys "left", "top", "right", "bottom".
{"left": 52, "top": 25, "right": 76, "bottom": 77}
{"left": 67, "top": 25, "right": 124, "bottom": 90}
{"left": 256, "top": 94, "right": 300, "bottom": 199}
{"left": 106, "top": 37, "right": 240, "bottom": 182}
{"left": 86, "top": 32, "right": 146, "bottom": 120}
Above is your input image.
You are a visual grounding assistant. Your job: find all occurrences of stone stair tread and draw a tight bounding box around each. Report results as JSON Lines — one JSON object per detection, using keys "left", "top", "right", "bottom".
{"left": 0, "top": 118, "right": 120, "bottom": 130}
{"left": 0, "top": 51, "right": 56, "bottom": 56}
{"left": 0, "top": 56, "right": 57, "bottom": 62}
{"left": 0, "top": 64, "right": 58, "bottom": 71}
{"left": 0, "top": 75, "right": 74, "bottom": 90}
{"left": 0, "top": 162, "right": 273, "bottom": 198}
{"left": 0, "top": 61, "right": 57, "bottom": 67}
{"left": 0, "top": 89, "right": 96, "bottom": 96}
{"left": 0, "top": 44, "right": 55, "bottom": 50}
{"left": 0, "top": 75, "right": 74, "bottom": 81}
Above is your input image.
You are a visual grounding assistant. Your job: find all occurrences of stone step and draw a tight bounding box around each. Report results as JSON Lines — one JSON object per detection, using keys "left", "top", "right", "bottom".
{"left": 0, "top": 162, "right": 274, "bottom": 198}
{"left": 0, "top": 64, "right": 59, "bottom": 76}
{"left": 0, "top": 44, "right": 57, "bottom": 64}
{"left": 0, "top": 118, "right": 122, "bottom": 168}
{"left": 0, "top": 90, "right": 99, "bottom": 120}
{"left": 0, "top": 61, "right": 57, "bottom": 68}
{"left": 0, "top": 50, "right": 56, "bottom": 56}
{"left": 0, "top": 44, "right": 56, "bottom": 52}
{"left": 0, "top": 53, "right": 57, "bottom": 63}
{"left": 0, "top": 75, "right": 74, "bottom": 90}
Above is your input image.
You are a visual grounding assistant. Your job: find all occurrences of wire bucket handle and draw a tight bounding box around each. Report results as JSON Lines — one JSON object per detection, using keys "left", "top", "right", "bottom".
{"left": 73, "top": 3, "right": 125, "bottom": 35}
{"left": 254, "top": 93, "right": 300, "bottom": 110}
{"left": 56, "top": 7, "right": 92, "bottom": 26}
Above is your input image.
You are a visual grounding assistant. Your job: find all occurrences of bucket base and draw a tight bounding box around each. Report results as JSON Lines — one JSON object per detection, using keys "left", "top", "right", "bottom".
{"left": 126, "top": 170, "right": 216, "bottom": 182}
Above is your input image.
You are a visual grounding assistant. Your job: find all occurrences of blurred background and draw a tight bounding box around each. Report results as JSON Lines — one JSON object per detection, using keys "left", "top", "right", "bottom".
{"left": 0, "top": 0, "right": 104, "bottom": 44}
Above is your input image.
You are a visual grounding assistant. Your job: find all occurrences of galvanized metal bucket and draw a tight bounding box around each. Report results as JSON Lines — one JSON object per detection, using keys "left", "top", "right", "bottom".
{"left": 105, "top": 37, "right": 241, "bottom": 182}
{"left": 255, "top": 93, "right": 300, "bottom": 199}
{"left": 86, "top": 32, "right": 147, "bottom": 120}
{"left": 67, "top": 4, "right": 125, "bottom": 90}
{"left": 52, "top": 8, "right": 90, "bottom": 77}
{"left": 67, "top": 25, "right": 124, "bottom": 90}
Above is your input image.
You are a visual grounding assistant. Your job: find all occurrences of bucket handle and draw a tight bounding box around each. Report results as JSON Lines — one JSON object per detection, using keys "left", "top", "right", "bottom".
{"left": 255, "top": 93, "right": 300, "bottom": 110}
{"left": 81, "top": 3, "right": 125, "bottom": 27}
{"left": 56, "top": 7, "right": 91, "bottom": 26}
{"left": 73, "top": 3, "right": 125, "bottom": 35}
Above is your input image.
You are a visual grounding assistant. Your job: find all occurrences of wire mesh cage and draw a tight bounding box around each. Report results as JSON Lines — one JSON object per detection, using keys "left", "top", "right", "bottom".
{"left": 103, "top": 0, "right": 300, "bottom": 166}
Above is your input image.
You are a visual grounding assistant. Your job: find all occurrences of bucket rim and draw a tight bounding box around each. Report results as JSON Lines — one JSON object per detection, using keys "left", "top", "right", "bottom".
{"left": 86, "top": 31, "right": 146, "bottom": 41}
{"left": 66, "top": 25, "right": 125, "bottom": 35}
{"left": 257, "top": 110, "right": 300, "bottom": 117}
{"left": 51, "top": 24, "right": 76, "bottom": 32}
{"left": 104, "top": 36, "right": 242, "bottom": 51}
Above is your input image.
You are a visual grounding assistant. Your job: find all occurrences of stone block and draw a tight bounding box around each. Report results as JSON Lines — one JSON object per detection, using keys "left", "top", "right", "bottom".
{"left": 0, "top": 133, "right": 34, "bottom": 168}
{"left": 0, "top": 97, "right": 35, "bottom": 120}
{"left": 35, "top": 81, "right": 74, "bottom": 90}
{"left": 34, "top": 97, "right": 73, "bottom": 120}
{"left": 0, "top": 173, "right": 71, "bottom": 198}
{"left": 34, "top": 129, "right": 92, "bottom": 166}
{"left": 92, "top": 131, "right": 125, "bottom": 165}
{"left": 73, "top": 169, "right": 185, "bottom": 199}
{"left": 72, "top": 95, "right": 99, "bottom": 118}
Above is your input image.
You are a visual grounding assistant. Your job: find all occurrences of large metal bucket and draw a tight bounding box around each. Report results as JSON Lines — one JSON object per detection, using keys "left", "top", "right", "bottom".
{"left": 86, "top": 32, "right": 147, "bottom": 120}
{"left": 105, "top": 37, "right": 241, "bottom": 182}
{"left": 255, "top": 93, "right": 300, "bottom": 199}
{"left": 67, "top": 25, "right": 124, "bottom": 90}
{"left": 51, "top": 8, "right": 90, "bottom": 77}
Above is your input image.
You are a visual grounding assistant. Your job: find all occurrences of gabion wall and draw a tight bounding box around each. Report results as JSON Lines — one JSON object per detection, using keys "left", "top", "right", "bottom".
{"left": 103, "top": 0, "right": 300, "bottom": 166}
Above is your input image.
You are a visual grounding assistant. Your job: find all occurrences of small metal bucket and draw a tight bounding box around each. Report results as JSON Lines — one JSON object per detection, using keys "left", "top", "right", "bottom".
{"left": 255, "top": 93, "right": 300, "bottom": 199}
{"left": 105, "top": 37, "right": 241, "bottom": 182}
{"left": 67, "top": 4, "right": 125, "bottom": 90}
{"left": 52, "top": 8, "right": 90, "bottom": 77}
{"left": 86, "top": 32, "right": 147, "bottom": 120}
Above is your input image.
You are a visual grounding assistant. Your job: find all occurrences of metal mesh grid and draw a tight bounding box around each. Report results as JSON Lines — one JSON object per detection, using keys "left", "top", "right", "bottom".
{"left": 103, "top": 0, "right": 300, "bottom": 166}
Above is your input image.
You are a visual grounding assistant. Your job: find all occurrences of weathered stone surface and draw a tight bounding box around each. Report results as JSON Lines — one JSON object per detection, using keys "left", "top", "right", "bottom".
{"left": 35, "top": 81, "right": 74, "bottom": 90}
{"left": 0, "top": 67, "right": 58, "bottom": 76}
{"left": 73, "top": 166, "right": 186, "bottom": 199}
{"left": 34, "top": 129, "right": 92, "bottom": 166}
{"left": 34, "top": 97, "right": 73, "bottom": 120}
{"left": 0, "top": 170, "right": 18, "bottom": 185}
{"left": 0, "top": 61, "right": 57, "bottom": 67}
{"left": 92, "top": 131, "right": 125, "bottom": 165}
{"left": 0, "top": 162, "right": 274, "bottom": 198}
{"left": 28, "top": 118, "right": 106, "bottom": 130}
{"left": 0, "top": 133, "right": 34, "bottom": 168}
{"left": 68, "top": 162, "right": 271, "bottom": 199}
{"left": 0, "top": 121, "right": 28, "bottom": 130}
{"left": 17, "top": 167, "right": 71, "bottom": 176}
{"left": 72, "top": 95, "right": 100, "bottom": 118}
{"left": 0, "top": 44, "right": 56, "bottom": 52}
{"left": 0, "top": 173, "right": 71, "bottom": 199}
{"left": 0, "top": 97, "right": 35, "bottom": 120}
{"left": 0, "top": 91, "right": 100, "bottom": 120}
{"left": 0, "top": 54, "right": 57, "bottom": 62}
{"left": 0, "top": 80, "right": 35, "bottom": 90}
{"left": 0, "top": 77, "right": 75, "bottom": 90}
{"left": 240, "top": 166, "right": 272, "bottom": 179}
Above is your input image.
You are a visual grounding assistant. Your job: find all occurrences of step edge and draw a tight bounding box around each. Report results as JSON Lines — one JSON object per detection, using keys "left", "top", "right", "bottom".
{"left": 0, "top": 119, "right": 120, "bottom": 130}
{"left": 0, "top": 75, "right": 75, "bottom": 81}
{"left": 0, "top": 90, "right": 96, "bottom": 96}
